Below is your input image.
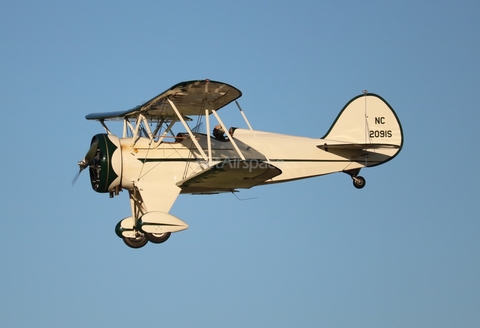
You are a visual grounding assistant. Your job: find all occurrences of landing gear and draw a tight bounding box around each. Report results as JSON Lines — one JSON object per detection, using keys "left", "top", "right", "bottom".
{"left": 145, "top": 232, "right": 171, "bottom": 244}
{"left": 352, "top": 176, "right": 366, "bottom": 189}
{"left": 122, "top": 233, "right": 148, "bottom": 249}
{"left": 120, "top": 231, "right": 171, "bottom": 248}
{"left": 344, "top": 169, "right": 366, "bottom": 189}
{"left": 115, "top": 216, "right": 174, "bottom": 248}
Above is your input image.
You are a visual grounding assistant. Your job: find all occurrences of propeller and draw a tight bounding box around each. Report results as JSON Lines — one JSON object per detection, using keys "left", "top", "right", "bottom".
{"left": 72, "top": 139, "right": 98, "bottom": 185}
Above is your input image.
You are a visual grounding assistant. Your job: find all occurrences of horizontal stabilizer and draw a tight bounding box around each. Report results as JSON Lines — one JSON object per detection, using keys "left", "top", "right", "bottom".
{"left": 317, "top": 143, "right": 400, "bottom": 152}
{"left": 177, "top": 160, "right": 282, "bottom": 193}
{"left": 317, "top": 142, "right": 401, "bottom": 166}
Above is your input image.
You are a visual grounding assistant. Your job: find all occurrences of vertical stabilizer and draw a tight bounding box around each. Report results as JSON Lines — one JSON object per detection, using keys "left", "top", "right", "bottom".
{"left": 322, "top": 93, "right": 403, "bottom": 149}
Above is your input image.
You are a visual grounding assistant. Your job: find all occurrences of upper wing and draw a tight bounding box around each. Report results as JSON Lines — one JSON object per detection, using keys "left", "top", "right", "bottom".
{"left": 177, "top": 160, "right": 282, "bottom": 194}
{"left": 86, "top": 80, "right": 242, "bottom": 121}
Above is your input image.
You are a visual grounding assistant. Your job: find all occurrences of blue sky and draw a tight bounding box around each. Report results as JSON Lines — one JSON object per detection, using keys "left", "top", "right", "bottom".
{"left": 1, "top": 0, "right": 479, "bottom": 327}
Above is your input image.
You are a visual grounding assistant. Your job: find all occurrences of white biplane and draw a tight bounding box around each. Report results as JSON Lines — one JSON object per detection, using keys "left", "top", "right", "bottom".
{"left": 76, "top": 80, "right": 403, "bottom": 248}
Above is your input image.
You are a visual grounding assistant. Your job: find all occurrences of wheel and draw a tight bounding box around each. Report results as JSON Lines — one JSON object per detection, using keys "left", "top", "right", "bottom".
{"left": 122, "top": 234, "right": 148, "bottom": 248}
{"left": 145, "top": 232, "right": 171, "bottom": 244}
{"left": 353, "top": 176, "right": 366, "bottom": 189}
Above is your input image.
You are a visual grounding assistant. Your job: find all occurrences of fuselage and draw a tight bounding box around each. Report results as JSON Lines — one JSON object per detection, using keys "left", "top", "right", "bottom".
{"left": 115, "top": 128, "right": 398, "bottom": 193}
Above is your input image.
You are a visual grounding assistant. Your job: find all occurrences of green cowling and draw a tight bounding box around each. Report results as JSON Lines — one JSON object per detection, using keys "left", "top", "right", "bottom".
{"left": 88, "top": 133, "right": 121, "bottom": 193}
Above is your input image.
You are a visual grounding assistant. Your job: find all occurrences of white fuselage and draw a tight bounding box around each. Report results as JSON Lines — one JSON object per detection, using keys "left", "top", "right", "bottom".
{"left": 117, "top": 128, "right": 398, "bottom": 193}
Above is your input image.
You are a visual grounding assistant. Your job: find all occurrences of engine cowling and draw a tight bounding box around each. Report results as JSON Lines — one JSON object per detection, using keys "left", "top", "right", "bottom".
{"left": 88, "top": 134, "right": 122, "bottom": 193}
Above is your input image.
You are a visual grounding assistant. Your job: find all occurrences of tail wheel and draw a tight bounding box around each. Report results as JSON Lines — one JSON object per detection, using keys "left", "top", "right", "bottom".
{"left": 353, "top": 176, "right": 366, "bottom": 189}
{"left": 122, "top": 234, "right": 148, "bottom": 248}
{"left": 145, "top": 232, "right": 171, "bottom": 244}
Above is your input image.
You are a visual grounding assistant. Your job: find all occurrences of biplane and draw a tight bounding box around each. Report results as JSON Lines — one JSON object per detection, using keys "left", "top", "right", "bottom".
{"left": 76, "top": 80, "right": 403, "bottom": 248}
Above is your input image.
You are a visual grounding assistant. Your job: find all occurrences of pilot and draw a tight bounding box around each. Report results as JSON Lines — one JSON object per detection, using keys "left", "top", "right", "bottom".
{"left": 213, "top": 124, "right": 227, "bottom": 141}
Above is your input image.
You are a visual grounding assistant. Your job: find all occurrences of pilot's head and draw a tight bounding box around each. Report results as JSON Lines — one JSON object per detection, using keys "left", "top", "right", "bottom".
{"left": 213, "top": 124, "right": 225, "bottom": 140}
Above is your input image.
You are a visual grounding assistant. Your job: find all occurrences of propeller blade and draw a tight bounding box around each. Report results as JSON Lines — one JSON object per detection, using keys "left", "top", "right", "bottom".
{"left": 72, "top": 169, "right": 82, "bottom": 185}
{"left": 73, "top": 139, "right": 98, "bottom": 186}
{"left": 84, "top": 139, "right": 98, "bottom": 165}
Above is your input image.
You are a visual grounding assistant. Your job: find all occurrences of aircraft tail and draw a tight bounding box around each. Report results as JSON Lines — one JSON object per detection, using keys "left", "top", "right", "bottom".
{"left": 323, "top": 93, "right": 403, "bottom": 145}
{"left": 320, "top": 93, "right": 403, "bottom": 166}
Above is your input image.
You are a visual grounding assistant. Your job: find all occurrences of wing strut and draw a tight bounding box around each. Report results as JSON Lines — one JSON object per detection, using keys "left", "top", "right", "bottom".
{"left": 100, "top": 120, "right": 112, "bottom": 134}
{"left": 167, "top": 98, "right": 208, "bottom": 161}
{"left": 156, "top": 119, "right": 176, "bottom": 145}
{"left": 205, "top": 109, "right": 213, "bottom": 163}
{"left": 235, "top": 100, "right": 270, "bottom": 162}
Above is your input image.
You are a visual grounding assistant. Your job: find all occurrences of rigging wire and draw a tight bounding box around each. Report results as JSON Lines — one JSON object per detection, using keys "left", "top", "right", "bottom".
{"left": 137, "top": 101, "right": 168, "bottom": 180}
{"left": 181, "top": 99, "right": 206, "bottom": 179}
